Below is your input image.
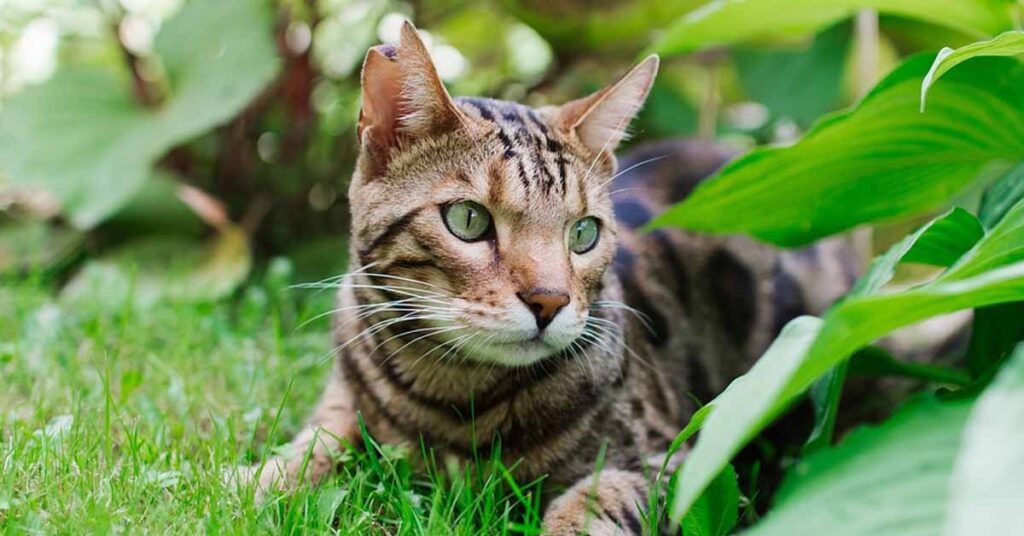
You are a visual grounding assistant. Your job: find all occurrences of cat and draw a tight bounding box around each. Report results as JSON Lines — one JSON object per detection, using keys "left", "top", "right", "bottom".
{"left": 247, "top": 21, "right": 855, "bottom": 534}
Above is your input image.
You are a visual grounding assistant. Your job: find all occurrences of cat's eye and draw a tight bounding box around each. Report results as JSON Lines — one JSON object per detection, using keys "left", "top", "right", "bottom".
{"left": 442, "top": 201, "right": 493, "bottom": 242}
{"left": 568, "top": 217, "right": 600, "bottom": 254}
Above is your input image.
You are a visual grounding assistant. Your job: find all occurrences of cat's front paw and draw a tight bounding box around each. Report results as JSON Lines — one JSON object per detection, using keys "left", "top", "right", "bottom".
{"left": 224, "top": 458, "right": 293, "bottom": 502}
{"left": 542, "top": 469, "right": 648, "bottom": 536}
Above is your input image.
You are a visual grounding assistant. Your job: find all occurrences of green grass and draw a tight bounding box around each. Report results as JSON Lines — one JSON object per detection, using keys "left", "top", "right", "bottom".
{"left": 0, "top": 277, "right": 546, "bottom": 534}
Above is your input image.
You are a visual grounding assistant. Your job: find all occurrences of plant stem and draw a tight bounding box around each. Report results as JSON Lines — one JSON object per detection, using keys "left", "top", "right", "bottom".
{"left": 698, "top": 64, "right": 718, "bottom": 140}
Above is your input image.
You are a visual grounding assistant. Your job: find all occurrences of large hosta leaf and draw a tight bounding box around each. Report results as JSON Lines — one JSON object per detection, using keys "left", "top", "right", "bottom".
{"left": 0, "top": 0, "right": 279, "bottom": 228}
{"left": 851, "top": 207, "right": 983, "bottom": 297}
{"left": 669, "top": 198, "right": 1024, "bottom": 524}
{"left": 650, "top": 55, "right": 1024, "bottom": 247}
{"left": 745, "top": 396, "right": 973, "bottom": 536}
{"left": 978, "top": 162, "right": 1024, "bottom": 229}
{"left": 946, "top": 344, "right": 1024, "bottom": 536}
{"left": 921, "top": 30, "right": 1024, "bottom": 110}
{"left": 651, "top": 0, "right": 1014, "bottom": 56}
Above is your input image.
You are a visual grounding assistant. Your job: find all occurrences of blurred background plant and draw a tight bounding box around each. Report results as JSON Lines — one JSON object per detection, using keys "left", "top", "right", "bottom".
{"left": 3, "top": 0, "right": 1024, "bottom": 534}
{"left": 0, "top": 0, "right": 960, "bottom": 300}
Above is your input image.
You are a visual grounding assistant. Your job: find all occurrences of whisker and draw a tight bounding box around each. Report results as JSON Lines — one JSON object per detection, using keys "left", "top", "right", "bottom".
{"left": 316, "top": 282, "right": 447, "bottom": 299}
{"left": 584, "top": 320, "right": 656, "bottom": 371}
{"left": 600, "top": 154, "right": 667, "bottom": 188}
{"left": 289, "top": 261, "right": 381, "bottom": 292}
{"left": 297, "top": 295, "right": 455, "bottom": 331}
{"left": 318, "top": 312, "right": 455, "bottom": 366}
{"left": 378, "top": 325, "right": 467, "bottom": 366}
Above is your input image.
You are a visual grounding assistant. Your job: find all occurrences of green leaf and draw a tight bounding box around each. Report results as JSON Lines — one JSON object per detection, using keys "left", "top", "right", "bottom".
{"left": 679, "top": 465, "right": 739, "bottom": 536}
{"left": 802, "top": 206, "right": 981, "bottom": 451}
{"left": 848, "top": 345, "right": 971, "bottom": 386}
{"left": 921, "top": 30, "right": 1024, "bottom": 111}
{"left": 0, "top": 220, "right": 83, "bottom": 276}
{"left": 669, "top": 198, "right": 1024, "bottom": 524}
{"left": 851, "top": 207, "right": 983, "bottom": 296}
{"left": 945, "top": 195, "right": 1024, "bottom": 281}
{"left": 734, "top": 22, "right": 851, "bottom": 127}
{"left": 669, "top": 316, "right": 825, "bottom": 524}
{"left": 978, "top": 161, "right": 1024, "bottom": 229}
{"left": 802, "top": 361, "right": 848, "bottom": 453}
{"left": 61, "top": 229, "right": 251, "bottom": 309}
{"left": 946, "top": 344, "right": 1024, "bottom": 536}
{"left": 880, "top": 16, "right": 981, "bottom": 55}
{"left": 901, "top": 208, "right": 986, "bottom": 267}
{"left": 664, "top": 403, "right": 714, "bottom": 468}
{"left": 649, "top": 55, "right": 1024, "bottom": 247}
{"left": 964, "top": 169, "right": 1024, "bottom": 376}
{"left": 650, "top": 0, "right": 1014, "bottom": 56}
{"left": 745, "top": 395, "right": 973, "bottom": 536}
{"left": 500, "top": 0, "right": 704, "bottom": 53}
{"left": 0, "top": 0, "right": 279, "bottom": 228}
{"left": 965, "top": 303, "right": 1024, "bottom": 377}
{"left": 802, "top": 206, "right": 984, "bottom": 449}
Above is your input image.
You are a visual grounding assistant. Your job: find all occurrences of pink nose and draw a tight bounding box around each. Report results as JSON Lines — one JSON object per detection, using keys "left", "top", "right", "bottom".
{"left": 517, "top": 289, "right": 570, "bottom": 331}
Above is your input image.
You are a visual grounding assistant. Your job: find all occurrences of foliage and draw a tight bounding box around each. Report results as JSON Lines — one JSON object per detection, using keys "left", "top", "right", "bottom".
{"left": 649, "top": 55, "right": 1024, "bottom": 246}
{"left": 649, "top": 0, "right": 1014, "bottom": 56}
{"left": 921, "top": 30, "right": 1024, "bottom": 111}
{"left": 651, "top": 2, "right": 1024, "bottom": 529}
{"left": 746, "top": 395, "right": 973, "bottom": 536}
{"left": 2, "top": 0, "right": 1024, "bottom": 534}
{"left": 679, "top": 465, "right": 739, "bottom": 536}
{"left": 0, "top": 0, "right": 279, "bottom": 228}
{"left": 945, "top": 344, "right": 1024, "bottom": 536}
{"left": 733, "top": 22, "right": 851, "bottom": 128}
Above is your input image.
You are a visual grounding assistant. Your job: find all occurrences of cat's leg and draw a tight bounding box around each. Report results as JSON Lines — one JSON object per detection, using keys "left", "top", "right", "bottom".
{"left": 245, "top": 369, "right": 359, "bottom": 494}
{"left": 542, "top": 469, "right": 650, "bottom": 536}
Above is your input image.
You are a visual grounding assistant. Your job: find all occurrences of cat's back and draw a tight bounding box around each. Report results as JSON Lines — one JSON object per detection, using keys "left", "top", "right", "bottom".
{"left": 609, "top": 139, "right": 857, "bottom": 438}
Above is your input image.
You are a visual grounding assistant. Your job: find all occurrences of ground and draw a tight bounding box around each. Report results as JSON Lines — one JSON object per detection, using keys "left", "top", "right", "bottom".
{"left": 0, "top": 277, "right": 548, "bottom": 534}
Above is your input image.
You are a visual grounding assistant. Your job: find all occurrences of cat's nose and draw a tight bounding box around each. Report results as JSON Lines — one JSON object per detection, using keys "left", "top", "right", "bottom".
{"left": 517, "top": 289, "right": 570, "bottom": 331}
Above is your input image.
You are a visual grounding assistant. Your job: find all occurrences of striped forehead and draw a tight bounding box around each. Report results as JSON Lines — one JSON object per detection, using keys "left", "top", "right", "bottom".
{"left": 457, "top": 97, "right": 588, "bottom": 210}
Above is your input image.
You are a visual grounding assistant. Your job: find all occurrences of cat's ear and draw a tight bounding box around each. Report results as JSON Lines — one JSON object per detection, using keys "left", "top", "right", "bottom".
{"left": 555, "top": 55, "right": 659, "bottom": 154}
{"left": 358, "top": 21, "right": 471, "bottom": 152}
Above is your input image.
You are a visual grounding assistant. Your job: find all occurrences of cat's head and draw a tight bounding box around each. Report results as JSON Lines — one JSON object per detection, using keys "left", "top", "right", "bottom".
{"left": 349, "top": 21, "right": 657, "bottom": 366}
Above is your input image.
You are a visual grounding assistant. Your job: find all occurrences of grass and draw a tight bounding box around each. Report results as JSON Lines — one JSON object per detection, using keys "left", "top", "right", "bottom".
{"left": 0, "top": 275, "right": 547, "bottom": 534}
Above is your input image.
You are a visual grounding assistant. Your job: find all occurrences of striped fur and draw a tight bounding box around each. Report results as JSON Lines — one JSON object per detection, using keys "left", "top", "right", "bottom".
{"left": 251, "top": 22, "right": 856, "bottom": 535}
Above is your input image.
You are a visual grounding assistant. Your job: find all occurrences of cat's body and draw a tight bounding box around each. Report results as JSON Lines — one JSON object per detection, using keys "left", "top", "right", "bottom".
{"left": 253, "top": 22, "right": 856, "bottom": 534}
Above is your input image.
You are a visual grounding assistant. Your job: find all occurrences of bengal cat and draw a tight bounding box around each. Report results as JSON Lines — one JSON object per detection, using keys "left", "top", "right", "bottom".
{"left": 248, "top": 21, "right": 856, "bottom": 534}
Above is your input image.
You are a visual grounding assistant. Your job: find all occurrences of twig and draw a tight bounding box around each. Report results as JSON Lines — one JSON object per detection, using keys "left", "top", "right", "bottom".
{"left": 697, "top": 63, "right": 719, "bottom": 140}
{"left": 112, "top": 21, "right": 159, "bottom": 108}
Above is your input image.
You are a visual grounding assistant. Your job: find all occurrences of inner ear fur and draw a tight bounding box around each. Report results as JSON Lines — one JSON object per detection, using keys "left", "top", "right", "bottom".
{"left": 357, "top": 21, "right": 475, "bottom": 154}
{"left": 555, "top": 55, "right": 659, "bottom": 156}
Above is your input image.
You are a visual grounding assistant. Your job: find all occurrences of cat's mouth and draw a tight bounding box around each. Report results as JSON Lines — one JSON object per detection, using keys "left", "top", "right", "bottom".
{"left": 454, "top": 326, "right": 585, "bottom": 367}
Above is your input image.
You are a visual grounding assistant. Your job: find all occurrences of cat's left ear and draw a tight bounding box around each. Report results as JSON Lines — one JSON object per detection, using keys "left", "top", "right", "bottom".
{"left": 555, "top": 55, "right": 659, "bottom": 155}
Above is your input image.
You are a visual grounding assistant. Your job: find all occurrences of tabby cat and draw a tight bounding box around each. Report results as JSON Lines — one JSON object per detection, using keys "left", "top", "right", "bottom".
{"left": 250, "top": 21, "right": 855, "bottom": 534}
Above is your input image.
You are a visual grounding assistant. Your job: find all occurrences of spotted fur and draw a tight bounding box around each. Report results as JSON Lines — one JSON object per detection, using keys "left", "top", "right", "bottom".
{"left": 249, "top": 22, "right": 856, "bottom": 534}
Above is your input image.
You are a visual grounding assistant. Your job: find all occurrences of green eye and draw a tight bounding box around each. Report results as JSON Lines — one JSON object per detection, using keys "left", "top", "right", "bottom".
{"left": 443, "top": 201, "right": 493, "bottom": 242}
{"left": 568, "top": 217, "right": 600, "bottom": 254}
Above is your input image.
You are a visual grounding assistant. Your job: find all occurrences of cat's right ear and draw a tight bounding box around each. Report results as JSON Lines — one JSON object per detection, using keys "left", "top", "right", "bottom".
{"left": 358, "top": 44, "right": 404, "bottom": 150}
{"left": 358, "top": 21, "right": 475, "bottom": 157}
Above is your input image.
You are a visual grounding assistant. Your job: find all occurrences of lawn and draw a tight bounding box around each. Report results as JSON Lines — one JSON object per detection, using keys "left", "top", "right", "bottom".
{"left": 0, "top": 276, "right": 544, "bottom": 534}
{"left": 4, "top": 0, "right": 1024, "bottom": 534}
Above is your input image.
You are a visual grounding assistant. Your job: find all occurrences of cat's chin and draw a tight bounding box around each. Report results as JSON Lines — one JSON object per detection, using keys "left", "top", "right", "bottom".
{"left": 459, "top": 338, "right": 567, "bottom": 367}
